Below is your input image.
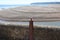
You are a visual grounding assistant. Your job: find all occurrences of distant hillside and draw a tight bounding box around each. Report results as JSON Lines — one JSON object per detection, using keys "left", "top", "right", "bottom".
{"left": 31, "top": 2, "right": 60, "bottom": 5}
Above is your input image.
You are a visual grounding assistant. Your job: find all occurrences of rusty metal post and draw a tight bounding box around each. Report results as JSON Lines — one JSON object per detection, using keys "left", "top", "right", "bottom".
{"left": 29, "top": 18, "right": 34, "bottom": 40}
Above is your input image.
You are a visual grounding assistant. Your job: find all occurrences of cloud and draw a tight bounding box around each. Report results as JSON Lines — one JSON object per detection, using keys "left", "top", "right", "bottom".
{"left": 0, "top": 0, "right": 60, "bottom": 5}
{"left": 0, "top": 0, "right": 32, "bottom": 4}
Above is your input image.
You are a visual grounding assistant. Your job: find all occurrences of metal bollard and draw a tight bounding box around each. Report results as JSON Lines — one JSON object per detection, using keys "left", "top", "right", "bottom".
{"left": 29, "top": 18, "right": 34, "bottom": 40}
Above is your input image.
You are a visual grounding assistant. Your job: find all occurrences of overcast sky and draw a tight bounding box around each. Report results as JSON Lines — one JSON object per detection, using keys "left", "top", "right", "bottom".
{"left": 0, "top": 0, "right": 59, "bottom": 5}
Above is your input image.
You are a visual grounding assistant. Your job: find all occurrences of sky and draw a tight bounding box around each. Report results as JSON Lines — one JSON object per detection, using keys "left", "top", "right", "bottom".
{"left": 0, "top": 0, "right": 60, "bottom": 5}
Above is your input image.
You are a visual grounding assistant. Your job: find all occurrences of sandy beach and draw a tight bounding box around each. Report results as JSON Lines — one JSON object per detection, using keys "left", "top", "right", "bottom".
{"left": 0, "top": 5, "right": 60, "bottom": 22}
{"left": 0, "top": 5, "right": 60, "bottom": 27}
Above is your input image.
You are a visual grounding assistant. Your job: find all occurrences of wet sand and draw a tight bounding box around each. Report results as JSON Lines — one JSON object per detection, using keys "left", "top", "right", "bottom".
{"left": 0, "top": 5, "right": 60, "bottom": 26}
{"left": 0, "top": 5, "right": 60, "bottom": 22}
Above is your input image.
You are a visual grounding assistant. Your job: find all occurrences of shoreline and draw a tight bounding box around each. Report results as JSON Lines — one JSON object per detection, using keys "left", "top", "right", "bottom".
{"left": 0, "top": 23, "right": 60, "bottom": 29}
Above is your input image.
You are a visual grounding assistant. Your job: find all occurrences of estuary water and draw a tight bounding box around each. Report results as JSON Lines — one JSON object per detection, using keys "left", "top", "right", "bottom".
{"left": 0, "top": 21, "right": 60, "bottom": 26}
{"left": 0, "top": 4, "right": 48, "bottom": 9}
{"left": 11, "top": 22, "right": 60, "bottom": 26}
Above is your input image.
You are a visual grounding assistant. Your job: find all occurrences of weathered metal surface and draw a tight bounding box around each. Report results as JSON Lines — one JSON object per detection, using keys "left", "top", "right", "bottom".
{"left": 29, "top": 18, "right": 34, "bottom": 40}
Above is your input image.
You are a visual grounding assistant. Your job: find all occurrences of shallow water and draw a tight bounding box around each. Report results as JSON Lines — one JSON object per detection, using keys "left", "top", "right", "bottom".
{"left": 0, "top": 4, "right": 48, "bottom": 9}
{"left": 0, "top": 20, "right": 60, "bottom": 26}
{"left": 0, "top": 19, "right": 60, "bottom": 26}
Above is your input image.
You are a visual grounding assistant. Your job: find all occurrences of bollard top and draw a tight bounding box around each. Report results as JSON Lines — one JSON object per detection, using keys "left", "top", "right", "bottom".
{"left": 30, "top": 18, "right": 33, "bottom": 21}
